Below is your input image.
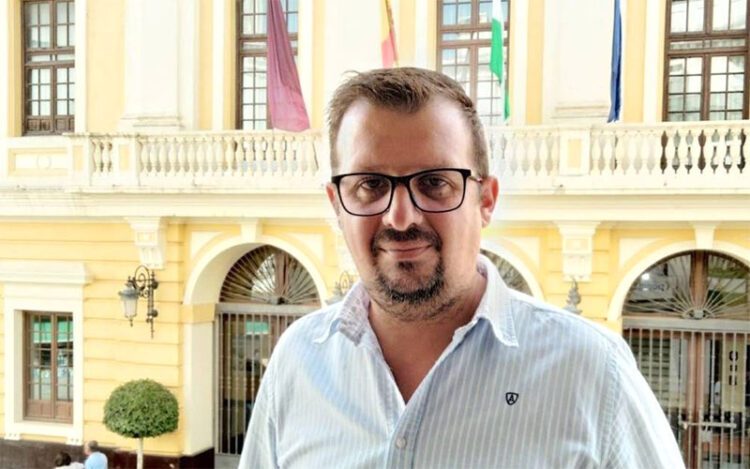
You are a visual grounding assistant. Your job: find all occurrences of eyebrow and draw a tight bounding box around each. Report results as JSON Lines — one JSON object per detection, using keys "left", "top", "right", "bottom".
{"left": 343, "top": 165, "right": 454, "bottom": 175}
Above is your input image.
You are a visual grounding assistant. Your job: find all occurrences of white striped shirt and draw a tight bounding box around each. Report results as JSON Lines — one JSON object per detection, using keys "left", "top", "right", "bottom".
{"left": 239, "top": 255, "right": 684, "bottom": 468}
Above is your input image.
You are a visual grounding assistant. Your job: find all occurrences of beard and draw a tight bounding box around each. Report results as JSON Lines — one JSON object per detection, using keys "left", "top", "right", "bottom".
{"left": 368, "top": 226, "right": 456, "bottom": 322}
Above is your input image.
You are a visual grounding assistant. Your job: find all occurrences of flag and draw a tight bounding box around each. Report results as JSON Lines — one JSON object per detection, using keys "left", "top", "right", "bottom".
{"left": 490, "top": 0, "right": 509, "bottom": 121}
{"left": 381, "top": 0, "right": 398, "bottom": 67}
{"left": 267, "top": 0, "right": 310, "bottom": 131}
{"left": 607, "top": 0, "right": 622, "bottom": 122}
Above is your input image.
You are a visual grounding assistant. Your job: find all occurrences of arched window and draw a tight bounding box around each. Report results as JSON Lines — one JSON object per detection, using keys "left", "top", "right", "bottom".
{"left": 217, "top": 245, "right": 319, "bottom": 456}
{"left": 624, "top": 250, "right": 749, "bottom": 320}
{"left": 481, "top": 249, "right": 531, "bottom": 294}
{"left": 220, "top": 245, "right": 319, "bottom": 304}
{"left": 622, "top": 250, "right": 749, "bottom": 466}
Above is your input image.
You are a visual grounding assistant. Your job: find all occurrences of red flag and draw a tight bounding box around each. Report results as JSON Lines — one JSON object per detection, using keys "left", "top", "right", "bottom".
{"left": 381, "top": 0, "right": 398, "bottom": 67}
{"left": 267, "top": 0, "right": 310, "bottom": 131}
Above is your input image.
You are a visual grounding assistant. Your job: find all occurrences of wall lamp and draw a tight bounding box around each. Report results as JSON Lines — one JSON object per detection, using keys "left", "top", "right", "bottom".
{"left": 118, "top": 265, "right": 159, "bottom": 338}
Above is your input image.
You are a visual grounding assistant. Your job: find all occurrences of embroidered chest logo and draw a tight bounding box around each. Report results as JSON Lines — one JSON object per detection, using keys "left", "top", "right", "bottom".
{"left": 505, "top": 392, "right": 519, "bottom": 406}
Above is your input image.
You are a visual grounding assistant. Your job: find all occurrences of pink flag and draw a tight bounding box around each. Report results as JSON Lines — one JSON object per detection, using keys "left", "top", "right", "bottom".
{"left": 267, "top": 0, "right": 310, "bottom": 131}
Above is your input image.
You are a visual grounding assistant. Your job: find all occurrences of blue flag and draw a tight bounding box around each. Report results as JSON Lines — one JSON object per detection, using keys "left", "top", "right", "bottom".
{"left": 607, "top": 0, "right": 622, "bottom": 123}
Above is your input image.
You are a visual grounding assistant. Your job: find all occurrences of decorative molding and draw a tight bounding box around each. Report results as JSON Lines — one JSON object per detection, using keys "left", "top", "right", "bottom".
{"left": 286, "top": 233, "right": 324, "bottom": 263}
{"left": 499, "top": 236, "right": 540, "bottom": 268}
{"left": 608, "top": 240, "right": 750, "bottom": 322}
{"left": 556, "top": 222, "right": 600, "bottom": 281}
{"left": 563, "top": 279, "right": 582, "bottom": 315}
{"left": 0, "top": 192, "right": 747, "bottom": 222}
{"left": 12, "top": 153, "right": 69, "bottom": 171}
{"left": 190, "top": 231, "right": 222, "bottom": 259}
{"left": 480, "top": 239, "right": 545, "bottom": 300}
{"left": 553, "top": 102, "right": 610, "bottom": 121}
{"left": 692, "top": 222, "right": 718, "bottom": 250}
{"left": 240, "top": 219, "right": 263, "bottom": 242}
{"left": 118, "top": 115, "right": 182, "bottom": 132}
{"left": 127, "top": 217, "right": 167, "bottom": 269}
{"left": 618, "top": 237, "right": 661, "bottom": 269}
{"left": 0, "top": 260, "right": 91, "bottom": 286}
{"left": 183, "top": 234, "right": 328, "bottom": 306}
{"left": 1, "top": 261, "right": 88, "bottom": 445}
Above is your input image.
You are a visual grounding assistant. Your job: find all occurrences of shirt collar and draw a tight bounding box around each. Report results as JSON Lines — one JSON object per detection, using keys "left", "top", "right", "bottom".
{"left": 472, "top": 254, "right": 518, "bottom": 347}
{"left": 314, "top": 254, "right": 518, "bottom": 348}
{"left": 313, "top": 281, "right": 371, "bottom": 344}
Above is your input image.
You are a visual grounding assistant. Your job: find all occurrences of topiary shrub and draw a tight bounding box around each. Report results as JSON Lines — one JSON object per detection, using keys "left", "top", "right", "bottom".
{"left": 104, "top": 379, "right": 178, "bottom": 469}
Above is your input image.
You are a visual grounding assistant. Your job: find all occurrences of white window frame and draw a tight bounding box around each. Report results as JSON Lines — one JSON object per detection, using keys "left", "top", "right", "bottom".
{"left": 1, "top": 260, "right": 89, "bottom": 444}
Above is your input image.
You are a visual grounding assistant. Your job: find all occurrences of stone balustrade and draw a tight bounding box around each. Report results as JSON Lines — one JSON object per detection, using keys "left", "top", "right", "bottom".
{"left": 1, "top": 123, "right": 746, "bottom": 194}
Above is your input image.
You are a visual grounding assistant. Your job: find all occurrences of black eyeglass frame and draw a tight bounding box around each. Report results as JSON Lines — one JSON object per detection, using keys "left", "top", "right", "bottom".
{"left": 330, "top": 167, "right": 484, "bottom": 217}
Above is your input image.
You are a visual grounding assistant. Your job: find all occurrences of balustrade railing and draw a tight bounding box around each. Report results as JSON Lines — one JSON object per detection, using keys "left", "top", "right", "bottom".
{"left": 590, "top": 123, "right": 746, "bottom": 178}
{"left": 77, "top": 130, "right": 323, "bottom": 189}
{"left": 6, "top": 123, "right": 744, "bottom": 193}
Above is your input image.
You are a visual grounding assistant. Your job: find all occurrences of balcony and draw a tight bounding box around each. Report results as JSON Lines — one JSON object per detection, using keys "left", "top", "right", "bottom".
{"left": 3, "top": 122, "right": 748, "bottom": 192}
{"left": 0, "top": 122, "right": 747, "bottom": 220}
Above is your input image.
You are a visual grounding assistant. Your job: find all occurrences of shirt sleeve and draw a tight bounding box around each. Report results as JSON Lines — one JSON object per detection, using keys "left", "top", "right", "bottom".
{"left": 238, "top": 366, "right": 279, "bottom": 469}
{"left": 603, "top": 337, "right": 686, "bottom": 469}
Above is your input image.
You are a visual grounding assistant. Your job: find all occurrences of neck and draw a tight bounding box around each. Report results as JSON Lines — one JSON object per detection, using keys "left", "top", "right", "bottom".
{"left": 367, "top": 269, "right": 487, "bottom": 400}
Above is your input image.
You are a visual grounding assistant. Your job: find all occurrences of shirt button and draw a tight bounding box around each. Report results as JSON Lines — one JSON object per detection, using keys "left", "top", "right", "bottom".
{"left": 395, "top": 437, "right": 407, "bottom": 449}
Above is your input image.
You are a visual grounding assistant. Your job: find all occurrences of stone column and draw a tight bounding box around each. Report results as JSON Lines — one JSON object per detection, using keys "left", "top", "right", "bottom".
{"left": 542, "top": 0, "right": 617, "bottom": 123}
{"left": 119, "top": 0, "right": 198, "bottom": 131}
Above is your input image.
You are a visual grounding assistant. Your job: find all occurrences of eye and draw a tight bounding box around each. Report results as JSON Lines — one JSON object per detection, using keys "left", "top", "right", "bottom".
{"left": 416, "top": 173, "right": 452, "bottom": 191}
{"left": 421, "top": 175, "right": 449, "bottom": 187}
{"left": 357, "top": 176, "right": 389, "bottom": 192}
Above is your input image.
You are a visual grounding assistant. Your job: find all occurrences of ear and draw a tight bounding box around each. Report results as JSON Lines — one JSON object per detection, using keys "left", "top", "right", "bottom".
{"left": 479, "top": 176, "right": 499, "bottom": 228}
{"left": 326, "top": 182, "right": 342, "bottom": 217}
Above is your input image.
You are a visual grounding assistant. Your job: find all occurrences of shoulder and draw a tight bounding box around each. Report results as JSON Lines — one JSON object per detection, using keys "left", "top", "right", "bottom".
{"left": 261, "top": 303, "right": 340, "bottom": 374}
{"left": 276, "top": 303, "right": 338, "bottom": 347}
{"left": 508, "top": 289, "right": 630, "bottom": 360}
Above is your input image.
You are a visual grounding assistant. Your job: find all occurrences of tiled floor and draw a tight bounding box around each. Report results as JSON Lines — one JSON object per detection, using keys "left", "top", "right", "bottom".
{"left": 215, "top": 454, "right": 240, "bottom": 469}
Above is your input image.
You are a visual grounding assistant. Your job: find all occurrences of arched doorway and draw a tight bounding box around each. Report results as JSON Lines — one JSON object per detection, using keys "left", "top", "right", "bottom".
{"left": 216, "top": 246, "right": 321, "bottom": 458}
{"left": 481, "top": 249, "right": 532, "bottom": 295}
{"left": 622, "top": 250, "right": 750, "bottom": 468}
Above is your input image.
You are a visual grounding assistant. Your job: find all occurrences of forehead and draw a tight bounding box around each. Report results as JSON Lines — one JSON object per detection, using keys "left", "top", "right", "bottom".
{"left": 335, "top": 97, "right": 474, "bottom": 174}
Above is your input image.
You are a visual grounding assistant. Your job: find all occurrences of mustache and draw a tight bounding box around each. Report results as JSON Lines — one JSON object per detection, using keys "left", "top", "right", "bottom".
{"left": 371, "top": 226, "right": 442, "bottom": 256}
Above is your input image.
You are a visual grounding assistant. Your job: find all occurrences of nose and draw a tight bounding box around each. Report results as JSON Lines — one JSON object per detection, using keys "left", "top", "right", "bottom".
{"left": 381, "top": 184, "right": 423, "bottom": 231}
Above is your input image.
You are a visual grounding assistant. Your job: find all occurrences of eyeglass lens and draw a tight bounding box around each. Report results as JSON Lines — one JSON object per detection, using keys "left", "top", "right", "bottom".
{"left": 337, "top": 169, "right": 467, "bottom": 216}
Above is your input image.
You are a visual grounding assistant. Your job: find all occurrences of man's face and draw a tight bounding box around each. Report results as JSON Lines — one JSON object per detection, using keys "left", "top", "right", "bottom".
{"left": 327, "top": 97, "right": 498, "bottom": 320}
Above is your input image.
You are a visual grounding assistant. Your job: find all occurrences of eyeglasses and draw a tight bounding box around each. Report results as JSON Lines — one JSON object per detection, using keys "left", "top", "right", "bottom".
{"left": 331, "top": 168, "right": 483, "bottom": 217}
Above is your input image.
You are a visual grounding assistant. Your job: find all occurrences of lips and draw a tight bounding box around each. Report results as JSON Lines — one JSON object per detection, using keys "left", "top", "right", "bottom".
{"left": 370, "top": 226, "right": 442, "bottom": 258}
{"left": 378, "top": 243, "right": 432, "bottom": 260}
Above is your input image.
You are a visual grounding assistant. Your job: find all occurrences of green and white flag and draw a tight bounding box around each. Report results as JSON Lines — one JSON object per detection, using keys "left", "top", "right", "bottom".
{"left": 490, "top": 0, "right": 509, "bottom": 121}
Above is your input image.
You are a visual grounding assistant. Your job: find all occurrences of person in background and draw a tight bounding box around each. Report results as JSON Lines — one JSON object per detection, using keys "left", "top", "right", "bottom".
{"left": 53, "top": 451, "right": 84, "bottom": 469}
{"left": 83, "top": 440, "right": 107, "bottom": 469}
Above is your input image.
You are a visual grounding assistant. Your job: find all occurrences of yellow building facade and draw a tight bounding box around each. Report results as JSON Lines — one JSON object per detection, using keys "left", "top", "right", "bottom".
{"left": 0, "top": 0, "right": 748, "bottom": 467}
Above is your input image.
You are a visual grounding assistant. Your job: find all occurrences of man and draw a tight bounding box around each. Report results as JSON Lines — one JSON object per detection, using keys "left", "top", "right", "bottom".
{"left": 239, "top": 68, "right": 683, "bottom": 468}
{"left": 83, "top": 440, "right": 107, "bottom": 469}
